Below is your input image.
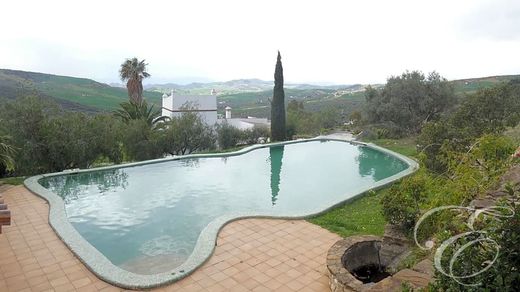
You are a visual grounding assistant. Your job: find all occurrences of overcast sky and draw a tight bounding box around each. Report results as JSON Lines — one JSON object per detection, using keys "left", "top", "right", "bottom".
{"left": 1, "top": 0, "right": 519, "bottom": 85}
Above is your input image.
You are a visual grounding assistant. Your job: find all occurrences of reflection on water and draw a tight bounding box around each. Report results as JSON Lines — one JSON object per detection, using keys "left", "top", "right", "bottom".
{"left": 356, "top": 146, "right": 407, "bottom": 181}
{"left": 40, "top": 169, "right": 129, "bottom": 203}
{"left": 269, "top": 146, "right": 284, "bottom": 205}
{"left": 180, "top": 159, "right": 200, "bottom": 168}
{"left": 39, "top": 141, "right": 410, "bottom": 275}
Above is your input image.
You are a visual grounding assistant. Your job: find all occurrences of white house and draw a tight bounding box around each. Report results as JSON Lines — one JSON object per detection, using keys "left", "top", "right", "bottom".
{"left": 220, "top": 106, "right": 270, "bottom": 130}
{"left": 161, "top": 90, "right": 218, "bottom": 125}
{"left": 161, "top": 90, "right": 270, "bottom": 130}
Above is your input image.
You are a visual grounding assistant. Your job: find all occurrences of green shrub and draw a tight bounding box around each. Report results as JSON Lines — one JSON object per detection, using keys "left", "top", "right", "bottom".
{"left": 242, "top": 127, "right": 270, "bottom": 145}
{"left": 418, "top": 81, "right": 520, "bottom": 174}
{"left": 122, "top": 119, "right": 163, "bottom": 161}
{"left": 216, "top": 122, "right": 243, "bottom": 149}
{"left": 286, "top": 100, "right": 343, "bottom": 137}
{"left": 365, "top": 71, "right": 455, "bottom": 135}
{"left": 381, "top": 175, "right": 427, "bottom": 231}
{"left": 430, "top": 203, "right": 520, "bottom": 291}
{"left": 0, "top": 97, "right": 125, "bottom": 174}
{"left": 159, "top": 112, "right": 216, "bottom": 156}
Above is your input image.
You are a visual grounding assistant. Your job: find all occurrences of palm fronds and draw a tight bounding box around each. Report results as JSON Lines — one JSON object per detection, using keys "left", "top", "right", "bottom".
{"left": 113, "top": 100, "right": 166, "bottom": 129}
{"left": 0, "top": 135, "right": 16, "bottom": 171}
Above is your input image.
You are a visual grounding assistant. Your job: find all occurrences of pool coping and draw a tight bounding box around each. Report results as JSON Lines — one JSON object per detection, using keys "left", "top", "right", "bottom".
{"left": 24, "top": 137, "right": 419, "bottom": 290}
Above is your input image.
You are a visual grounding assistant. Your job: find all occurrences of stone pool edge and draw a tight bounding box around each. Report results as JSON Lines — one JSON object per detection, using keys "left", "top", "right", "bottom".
{"left": 24, "top": 137, "right": 419, "bottom": 290}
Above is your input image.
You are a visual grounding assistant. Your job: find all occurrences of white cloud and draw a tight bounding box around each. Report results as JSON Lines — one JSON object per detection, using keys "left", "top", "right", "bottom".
{"left": 0, "top": 0, "right": 519, "bottom": 84}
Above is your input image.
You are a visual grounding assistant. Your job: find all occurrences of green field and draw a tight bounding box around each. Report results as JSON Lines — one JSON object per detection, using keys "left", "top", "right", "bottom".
{"left": 453, "top": 75, "right": 520, "bottom": 95}
{"left": 36, "top": 75, "right": 163, "bottom": 109}
{"left": 0, "top": 69, "right": 162, "bottom": 111}
{"left": 218, "top": 89, "right": 365, "bottom": 118}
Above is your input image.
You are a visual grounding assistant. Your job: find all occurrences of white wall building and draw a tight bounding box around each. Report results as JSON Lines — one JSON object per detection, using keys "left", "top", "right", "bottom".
{"left": 220, "top": 106, "right": 270, "bottom": 130}
{"left": 161, "top": 90, "right": 270, "bottom": 130}
{"left": 161, "top": 90, "right": 218, "bottom": 125}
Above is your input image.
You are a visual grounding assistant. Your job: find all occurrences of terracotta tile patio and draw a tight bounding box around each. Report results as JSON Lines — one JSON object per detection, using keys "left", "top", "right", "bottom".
{"left": 0, "top": 185, "right": 340, "bottom": 291}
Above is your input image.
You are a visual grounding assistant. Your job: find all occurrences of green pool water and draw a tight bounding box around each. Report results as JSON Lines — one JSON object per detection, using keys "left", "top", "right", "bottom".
{"left": 39, "top": 140, "right": 408, "bottom": 275}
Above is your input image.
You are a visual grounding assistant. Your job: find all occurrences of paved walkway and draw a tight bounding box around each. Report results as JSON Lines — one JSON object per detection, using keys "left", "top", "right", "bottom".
{"left": 0, "top": 186, "right": 340, "bottom": 291}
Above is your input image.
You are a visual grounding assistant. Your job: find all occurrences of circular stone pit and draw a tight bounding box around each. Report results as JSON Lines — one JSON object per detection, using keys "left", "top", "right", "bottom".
{"left": 327, "top": 235, "right": 389, "bottom": 292}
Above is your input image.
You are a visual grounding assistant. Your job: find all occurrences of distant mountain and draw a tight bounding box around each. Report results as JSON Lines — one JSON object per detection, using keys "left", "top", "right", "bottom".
{"left": 0, "top": 69, "right": 162, "bottom": 111}
{"left": 109, "top": 82, "right": 125, "bottom": 88}
{"left": 145, "top": 79, "right": 354, "bottom": 95}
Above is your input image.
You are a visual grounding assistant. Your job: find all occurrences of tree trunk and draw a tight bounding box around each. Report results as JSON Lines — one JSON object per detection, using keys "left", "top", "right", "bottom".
{"left": 127, "top": 79, "right": 143, "bottom": 104}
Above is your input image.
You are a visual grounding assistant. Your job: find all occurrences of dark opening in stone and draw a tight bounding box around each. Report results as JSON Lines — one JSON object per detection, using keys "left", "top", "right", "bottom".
{"left": 341, "top": 239, "right": 389, "bottom": 284}
{"left": 351, "top": 264, "right": 390, "bottom": 283}
{"left": 327, "top": 235, "right": 392, "bottom": 291}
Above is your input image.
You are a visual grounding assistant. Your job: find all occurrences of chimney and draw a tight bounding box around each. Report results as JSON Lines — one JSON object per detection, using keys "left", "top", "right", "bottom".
{"left": 225, "top": 106, "right": 232, "bottom": 119}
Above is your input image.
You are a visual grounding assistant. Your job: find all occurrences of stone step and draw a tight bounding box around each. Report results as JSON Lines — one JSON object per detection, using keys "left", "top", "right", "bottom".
{"left": 411, "top": 259, "right": 434, "bottom": 277}
{"left": 392, "top": 268, "right": 431, "bottom": 289}
{"left": 469, "top": 198, "right": 495, "bottom": 209}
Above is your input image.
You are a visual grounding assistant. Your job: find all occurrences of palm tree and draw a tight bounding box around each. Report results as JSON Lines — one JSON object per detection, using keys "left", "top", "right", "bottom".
{"left": 0, "top": 135, "right": 16, "bottom": 172}
{"left": 113, "top": 100, "right": 168, "bottom": 129}
{"left": 119, "top": 58, "right": 150, "bottom": 104}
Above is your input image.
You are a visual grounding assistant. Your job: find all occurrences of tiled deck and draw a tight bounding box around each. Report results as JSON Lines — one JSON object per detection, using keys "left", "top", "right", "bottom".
{"left": 0, "top": 185, "right": 340, "bottom": 291}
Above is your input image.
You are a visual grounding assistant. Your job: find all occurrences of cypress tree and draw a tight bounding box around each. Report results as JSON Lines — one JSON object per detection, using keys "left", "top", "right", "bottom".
{"left": 271, "top": 51, "right": 286, "bottom": 141}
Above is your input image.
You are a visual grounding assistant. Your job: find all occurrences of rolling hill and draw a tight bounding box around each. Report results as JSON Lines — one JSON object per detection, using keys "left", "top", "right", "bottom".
{"left": 0, "top": 69, "right": 366, "bottom": 117}
{"left": 0, "top": 68, "right": 518, "bottom": 119}
{"left": 0, "top": 69, "right": 163, "bottom": 112}
{"left": 145, "top": 79, "right": 353, "bottom": 95}
{"left": 216, "top": 75, "right": 520, "bottom": 118}
{"left": 452, "top": 75, "right": 520, "bottom": 94}
{"left": 217, "top": 87, "right": 366, "bottom": 118}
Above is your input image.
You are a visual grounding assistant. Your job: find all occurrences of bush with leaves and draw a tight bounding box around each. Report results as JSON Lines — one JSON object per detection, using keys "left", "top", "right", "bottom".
{"left": 160, "top": 112, "right": 216, "bottom": 155}
{"left": 381, "top": 174, "right": 427, "bottom": 231}
{"left": 216, "top": 122, "right": 244, "bottom": 149}
{"left": 216, "top": 122, "right": 270, "bottom": 149}
{"left": 0, "top": 96, "right": 57, "bottom": 175}
{"left": 286, "top": 100, "right": 342, "bottom": 138}
{"left": 386, "top": 148, "right": 512, "bottom": 235}
{"left": 430, "top": 202, "right": 520, "bottom": 291}
{"left": 42, "top": 112, "right": 124, "bottom": 170}
{"left": 0, "top": 132, "right": 16, "bottom": 174}
{"left": 365, "top": 71, "right": 455, "bottom": 135}
{"left": 243, "top": 126, "right": 270, "bottom": 145}
{"left": 418, "top": 80, "right": 520, "bottom": 173}
{"left": 0, "top": 116, "right": 16, "bottom": 174}
{"left": 122, "top": 119, "right": 163, "bottom": 161}
{"left": 113, "top": 100, "right": 167, "bottom": 161}
{"left": 0, "top": 97, "right": 125, "bottom": 175}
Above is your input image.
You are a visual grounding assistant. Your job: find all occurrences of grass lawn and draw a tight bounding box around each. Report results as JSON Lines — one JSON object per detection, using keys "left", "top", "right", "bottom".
{"left": 0, "top": 176, "right": 26, "bottom": 185}
{"left": 308, "top": 137, "right": 417, "bottom": 237}
{"left": 308, "top": 190, "right": 386, "bottom": 237}
{"left": 363, "top": 136, "right": 418, "bottom": 158}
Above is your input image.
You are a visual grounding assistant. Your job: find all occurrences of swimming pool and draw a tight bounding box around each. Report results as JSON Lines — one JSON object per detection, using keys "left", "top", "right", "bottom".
{"left": 25, "top": 138, "right": 418, "bottom": 288}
